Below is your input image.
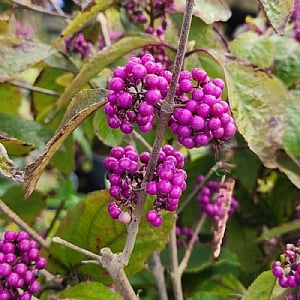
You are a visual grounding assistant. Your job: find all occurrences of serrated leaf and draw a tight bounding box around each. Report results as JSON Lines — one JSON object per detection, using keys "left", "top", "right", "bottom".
{"left": 24, "top": 89, "right": 107, "bottom": 198}
{"left": 54, "top": 0, "right": 115, "bottom": 45}
{"left": 1, "top": 185, "right": 46, "bottom": 225}
{"left": 57, "top": 282, "right": 121, "bottom": 300}
{"left": 194, "top": 0, "right": 231, "bottom": 24}
{"left": 0, "top": 36, "right": 52, "bottom": 82}
{"left": 93, "top": 107, "right": 123, "bottom": 147}
{"left": 229, "top": 32, "right": 275, "bottom": 68}
{"left": 273, "top": 37, "right": 300, "bottom": 87}
{"left": 55, "top": 33, "right": 159, "bottom": 111}
{"left": 225, "top": 59, "right": 288, "bottom": 169}
{"left": 258, "top": 0, "right": 293, "bottom": 35}
{"left": 241, "top": 271, "right": 284, "bottom": 300}
{"left": 0, "top": 143, "right": 23, "bottom": 182}
{"left": 48, "top": 190, "right": 174, "bottom": 283}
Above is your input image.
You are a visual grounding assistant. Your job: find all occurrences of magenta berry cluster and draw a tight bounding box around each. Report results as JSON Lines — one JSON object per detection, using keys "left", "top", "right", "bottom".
{"left": 65, "top": 33, "right": 93, "bottom": 59}
{"left": 0, "top": 230, "right": 47, "bottom": 300}
{"left": 104, "top": 145, "right": 187, "bottom": 227}
{"left": 196, "top": 176, "right": 238, "bottom": 221}
{"left": 145, "top": 145, "right": 186, "bottom": 226}
{"left": 176, "top": 226, "right": 199, "bottom": 248}
{"left": 169, "top": 69, "right": 237, "bottom": 149}
{"left": 105, "top": 53, "right": 172, "bottom": 134}
{"left": 272, "top": 240, "right": 300, "bottom": 299}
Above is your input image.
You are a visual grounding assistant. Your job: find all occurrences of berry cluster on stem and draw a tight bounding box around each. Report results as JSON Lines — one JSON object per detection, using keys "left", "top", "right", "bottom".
{"left": 169, "top": 69, "right": 236, "bottom": 149}
{"left": 272, "top": 240, "right": 300, "bottom": 299}
{"left": 105, "top": 53, "right": 172, "bottom": 134}
{"left": 0, "top": 231, "right": 47, "bottom": 300}
{"left": 104, "top": 145, "right": 187, "bottom": 227}
{"left": 196, "top": 176, "right": 238, "bottom": 221}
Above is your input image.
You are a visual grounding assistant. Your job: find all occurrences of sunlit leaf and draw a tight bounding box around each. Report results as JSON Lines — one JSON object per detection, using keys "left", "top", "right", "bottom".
{"left": 194, "top": 0, "right": 231, "bottom": 24}
{"left": 0, "top": 134, "right": 35, "bottom": 156}
{"left": 0, "top": 143, "right": 23, "bottom": 182}
{"left": 54, "top": 0, "right": 116, "bottom": 45}
{"left": 258, "top": 0, "right": 293, "bottom": 35}
{"left": 0, "top": 36, "right": 52, "bottom": 82}
{"left": 57, "top": 281, "right": 121, "bottom": 300}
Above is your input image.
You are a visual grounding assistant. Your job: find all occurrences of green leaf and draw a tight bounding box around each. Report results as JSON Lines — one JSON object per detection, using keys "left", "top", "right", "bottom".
{"left": 24, "top": 89, "right": 107, "bottom": 198}
{"left": 0, "top": 36, "right": 51, "bottom": 82}
{"left": 93, "top": 107, "right": 123, "bottom": 147}
{"left": 187, "top": 291, "right": 227, "bottom": 300}
{"left": 48, "top": 190, "right": 174, "bottom": 283}
{"left": 258, "top": 220, "right": 300, "bottom": 242}
{"left": 55, "top": 33, "right": 159, "bottom": 111}
{"left": 283, "top": 97, "right": 300, "bottom": 160}
{"left": 225, "top": 59, "right": 288, "bottom": 169}
{"left": 241, "top": 271, "right": 286, "bottom": 300}
{"left": 57, "top": 282, "right": 121, "bottom": 300}
{"left": 0, "top": 143, "right": 23, "bottom": 182}
{"left": 257, "top": 0, "right": 293, "bottom": 35}
{"left": 1, "top": 185, "right": 46, "bottom": 225}
{"left": 229, "top": 32, "right": 275, "bottom": 68}
{"left": 276, "top": 150, "right": 300, "bottom": 189}
{"left": 54, "top": 0, "right": 116, "bottom": 45}
{"left": 0, "top": 83, "right": 21, "bottom": 115}
{"left": 194, "top": 0, "right": 231, "bottom": 24}
{"left": 0, "top": 135, "right": 35, "bottom": 156}
{"left": 0, "top": 112, "right": 51, "bottom": 149}
{"left": 273, "top": 37, "right": 300, "bottom": 86}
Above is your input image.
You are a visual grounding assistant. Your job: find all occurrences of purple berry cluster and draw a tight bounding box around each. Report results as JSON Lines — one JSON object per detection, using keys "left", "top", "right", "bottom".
{"left": 196, "top": 176, "right": 238, "bottom": 221}
{"left": 145, "top": 145, "right": 186, "bottom": 226}
{"left": 272, "top": 240, "right": 300, "bottom": 299}
{"left": 65, "top": 33, "right": 93, "bottom": 59}
{"left": 291, "top": 0, "right": 300, "bottom": 41}
{"left": 0, "top": 231, "right": 47, "bottom": 300}
{"left": 105, "top": 53, "right": 172, "bottom": 134}
{"left": 169, "top": 68, "right": 237, "bottom": 149}
{"left": 176, "top": 226, "right": 199, "bottom": 248}
{"left": 104, "top": 145, "right": 186, "bottom": 227}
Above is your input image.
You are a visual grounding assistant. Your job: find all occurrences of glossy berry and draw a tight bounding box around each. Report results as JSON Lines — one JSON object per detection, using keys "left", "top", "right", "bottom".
{"left": 0, "top": 231, "right": 47, "bottom": 299}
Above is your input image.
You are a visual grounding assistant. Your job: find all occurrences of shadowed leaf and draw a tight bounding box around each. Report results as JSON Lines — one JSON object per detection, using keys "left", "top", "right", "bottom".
{"left": 24, "top": 89, "right": 107, "bottom": 198}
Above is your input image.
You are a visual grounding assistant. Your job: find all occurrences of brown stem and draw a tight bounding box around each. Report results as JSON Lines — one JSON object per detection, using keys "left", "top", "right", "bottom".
{"left": 119, "top": 0, "right": 195, "bottom": 267}
{"left": 149, "top": 251, "right": 168, "bottom": 300}
{"left": 178, "top": 214, "right": 206, "bottom": 275}
{"left": 169, "top": 222, "right": 183, "bottom": 300}
{"left": 0, "top": 199, "right": 49, "bottom": 250}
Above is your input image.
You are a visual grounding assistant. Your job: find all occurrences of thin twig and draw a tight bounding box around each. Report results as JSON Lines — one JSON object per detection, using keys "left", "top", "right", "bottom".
{"left": 43, "top": 198, "right": 66, "bottom": 239}
{"left": 120, "top": 0, "right": 195, "bottom": 268}
{"left": 9, "top": 80, "right": 61, "bottom": 96}
{"left": 178, "top": 214, "right": 206, "bottom": 275}
{"left": 131, "top": 130, "right": 153, "bottom": 152}
{"left": 0, "top": 199, "right": 49, "bottom": 250}
{"left": 52, "top": 237, "right": 102, "bottom": 261}
{"left": 177, "top": 161, "right": 226, "bottom": 214}
{"left": 97, "top": 12, "right": 111, "bottom": 47}
{"left": 169, "top": 222, "right": 183, "bottom": 300}
{"left": 149, "top": 251, "right": 168, "bottom": 300}
{"left": 48, "top": 0, "right": 70, "bottom": 23}
{"left": 12, "top": 0, "right": 70, "bottom": 19}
